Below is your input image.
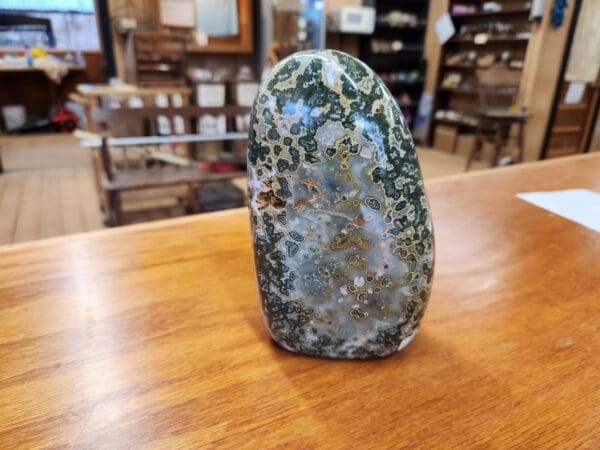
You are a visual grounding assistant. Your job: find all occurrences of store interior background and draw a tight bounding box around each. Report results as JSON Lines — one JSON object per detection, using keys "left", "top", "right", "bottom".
{"left": 0, "top": 0, "right": 598, "bottom": 245}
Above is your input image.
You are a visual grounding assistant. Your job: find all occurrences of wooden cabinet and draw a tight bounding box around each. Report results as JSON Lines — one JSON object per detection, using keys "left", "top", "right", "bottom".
{"left": 124, "top": 32, "right": 187, "bottom": 86}
{"left": 359, "top": 1, "right": 430, "bottom": 133}
{"left": 544, "top": 81, "right": 600, "bottom": 158}
{"left": 429, "top": 1, "right": 532, "bottom": 152}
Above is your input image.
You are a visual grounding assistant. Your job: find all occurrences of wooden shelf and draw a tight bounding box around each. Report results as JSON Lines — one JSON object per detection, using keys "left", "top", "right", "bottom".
{"left": 374, "top": 0, "right": 428, "bottom": 5}
{"left": 434, "top": 117, "right": 477, "bottom": 127}
{"left": 375, "top": 23, "right": 427, "bottom": 31}
{"left": 442, "top": 64, "right": 522, "bottom": 71}
{"left": 385, "top": 80, "right": 424, "bottom": 87}
{"left": 437, "top": 86, "right": 478, "bottom": 94}
{"left": 81, "top": 132, "right": 248, "bottom": 148}
{"left": 442, "top": 63, "right": 477, "bottom": 69}
{"left": 362, "top": 0, "right": 430, "bottom": 135}
{"left": 186, "top": 44, "right": 254, "bottom": 54}
{"left": 449, "top": 36, "right": 530, "bottom": 45}
{"left": 553, "top": 125, "right": 582, "bottom": 134}
{"left": 371, "top": 45, "right": 424, "bottom": 54}
{"left": 0, "top": 65, "right": 85, "bottom": 73}
{"left": 451, "top": 8, "right": 531, "bottom": 19}
{"left": 546, "top": 146, "right": 578, "bottom": 156}
{"left": 558, "top": 104, "right": 587, "bottom": 111}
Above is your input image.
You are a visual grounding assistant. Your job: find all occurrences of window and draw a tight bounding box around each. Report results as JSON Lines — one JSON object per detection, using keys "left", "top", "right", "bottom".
{"left": 0, "top": 0, "right": 99, "bottom": 50}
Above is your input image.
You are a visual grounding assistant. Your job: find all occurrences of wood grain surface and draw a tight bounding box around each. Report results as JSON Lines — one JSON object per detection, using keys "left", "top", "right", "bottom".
{"left": 0, "top": 154, "right": 599, "bottom": 448}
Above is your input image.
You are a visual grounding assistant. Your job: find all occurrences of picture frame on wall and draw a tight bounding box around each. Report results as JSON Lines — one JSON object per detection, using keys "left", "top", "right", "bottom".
{"left": 157, "top": 0, "right": 254, "bottom": 53}
{"left": 188, "top": 0, "right": 254, "bottom": 53}
{"left": 196, "top": 0, "right": 239, "bottom": 37}
{"left": 159, "top": 0, "right": 196, "bottom": 29}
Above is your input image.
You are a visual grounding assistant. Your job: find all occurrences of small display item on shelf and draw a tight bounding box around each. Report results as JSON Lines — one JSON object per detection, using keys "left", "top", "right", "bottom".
{"left": 378, "top": 69, "right": 423, "bottom": 84}
{"left": 435, "top": 109, "right": 479, "bottom": 127}
{"left": 235, "top": 113, "right": 251, "bottom": 132}
{"left": 445, "top": 50, "right": 524, "bottom": 70}
{"left": 441, "top": 72, "right": 463, "bottom": 89}
{"left": 446, "top": 51, "right": 477, "bottom": 66}
{"left": 197, "top": 114, "right": 227, "bottom": 135}
{"left": 397, "top": 93, "right": 413, "bottom": 107}
{"left": 196, "top": 83, "right": 226, "bottom": 107}
{"left": 509, "top": 59, "right": 524, "bottom": 69}
{"left": 458, "top": 21, "right": 515, "bottom": 38}
{"left": 377, "top": 10, "right": 420, "bottom": 28}
{"left": 397, "top": 93, "right": 415, "bottom": 126}
{"left": 482, "top": 2, "right": 503, "bottom": 12}
{"left": 451, "top": 4, "right": 477, "bottom": 15}
{"left": 233, "top": 81, "right": 259, "bottom": 107}
{"left": 371, "top": 39, "right": 404, "bottom": 53}
{"left": 477, "top": 53, "right": 495, "bottom": 68}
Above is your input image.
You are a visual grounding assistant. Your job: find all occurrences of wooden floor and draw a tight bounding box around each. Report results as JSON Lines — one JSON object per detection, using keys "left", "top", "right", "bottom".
{"left": 0, "top": 135, "right": 103, "bottom": 246}
{"left": 0, "top": 133, "right": 489, "bottom": 246}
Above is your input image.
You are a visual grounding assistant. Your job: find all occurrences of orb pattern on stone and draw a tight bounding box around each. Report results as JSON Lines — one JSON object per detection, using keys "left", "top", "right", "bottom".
{"left": 248, "top": 50, "right": 434, "bottom": 359}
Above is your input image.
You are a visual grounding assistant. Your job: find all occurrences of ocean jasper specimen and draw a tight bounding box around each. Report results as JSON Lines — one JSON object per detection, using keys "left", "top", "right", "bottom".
{"left": 248, "top": 50, "right": 434, "bottom": 359}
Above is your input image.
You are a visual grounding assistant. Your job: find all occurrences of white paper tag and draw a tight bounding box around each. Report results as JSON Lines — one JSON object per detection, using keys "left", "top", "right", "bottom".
{"left": 474, "top": 33, "right": 489, "bottom": 45}
{"left": 171, "top": 93, "right": 183, "bottom": 107}
{"left": 127, "top": 95, "right": 144, "bottom": 108}
{"left": 198, "top": 114, "right": 226, "bottom": 135}
{"left": 564, "top": 82, "right": 586, "bottom": 104}
{"left": 435, "top": 12, "right": 455, "bottom": 44}
{"left": 236, "top": 82, "right": 259, "bottom": 106}
{"left": 174, "top": 116, "right": 185, "bottom": 135}
{"left": 155, "top": 94, "right": 169, "bottom": 108}
{"left": 197, "top": 84, "right": 225, "bottom": 107}
{"left": 194, "top": 31, "right": 208, "bottom": 46}
{"left": 157, "top": 115, "right": 171, "bottom": 135}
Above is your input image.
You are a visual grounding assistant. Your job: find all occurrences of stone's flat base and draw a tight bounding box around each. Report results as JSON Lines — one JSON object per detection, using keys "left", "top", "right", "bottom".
{"left": 270, "top": 328, "right": 420, "bottom": 360}
{"left": 397, "top": 327, "right": 419, "bottom": 351}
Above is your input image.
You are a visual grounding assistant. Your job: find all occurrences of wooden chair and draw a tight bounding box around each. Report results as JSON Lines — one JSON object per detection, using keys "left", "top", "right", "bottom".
{"left": 465, "top": 66, "right": 528, "bottom": 170}
{"left": 89, "top": 105, "right": 249, "bottom": 226}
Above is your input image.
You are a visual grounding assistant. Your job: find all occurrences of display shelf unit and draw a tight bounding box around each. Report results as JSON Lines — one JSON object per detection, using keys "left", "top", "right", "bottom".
{"left": 450, "top": 7, "right": 531, "bottom": 18}
{"left": 124, "top": 32, "right": 187, "bottom": 87}
{"left": 360, "top": 0, "right": 430, "bottom": 132}
{"left": 429, "top": 0, "right": 532, "bottom": 149}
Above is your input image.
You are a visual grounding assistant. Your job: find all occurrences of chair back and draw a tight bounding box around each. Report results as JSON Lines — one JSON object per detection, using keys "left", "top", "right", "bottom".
{"left": 476, "top": 66, "right": 521, "bottom": 110}
{"left": 90, "top": 105, "right": 250, "bottom": 181}
{"left": 91, "top": 105, "right": 250, "bottom": 138}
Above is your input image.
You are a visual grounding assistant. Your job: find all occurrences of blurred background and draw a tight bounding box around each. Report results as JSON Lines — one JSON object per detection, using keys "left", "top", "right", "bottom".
{"left": 0, "top": 0, "right": 598, "bottom": 244}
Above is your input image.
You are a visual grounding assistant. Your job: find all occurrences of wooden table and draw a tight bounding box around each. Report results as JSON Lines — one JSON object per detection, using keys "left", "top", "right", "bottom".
{"left": 0, "top": 64, "right": 85, "bottom": 110}
{"left": 1, "top": 154, "right": 599, "bottom": 448}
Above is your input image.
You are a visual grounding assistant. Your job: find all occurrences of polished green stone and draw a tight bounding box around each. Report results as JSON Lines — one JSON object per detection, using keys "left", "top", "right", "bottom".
{"left": 248, "top": 50, "right": 434, "bottom": 359}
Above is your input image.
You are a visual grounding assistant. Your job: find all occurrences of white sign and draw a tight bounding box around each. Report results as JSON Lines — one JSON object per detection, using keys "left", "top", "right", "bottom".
{"left": 517, "top": 189, "right": 600, "bottom": 233}
{"left": 564, "top": 82, "right": 586, "bottom": 104}
{"left": 435, "top": 13, "right": 455, "bottom": 44}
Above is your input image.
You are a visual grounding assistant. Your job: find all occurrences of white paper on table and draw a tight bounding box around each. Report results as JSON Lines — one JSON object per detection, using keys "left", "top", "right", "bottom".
{"left": 564, "top": 82, "right": 586, "bottom": 104}
{"left": 516, "top": 189, "right": 600, "bottom": 232}
{"left": 435, "top": 13, "right": 455, "bottom": 45}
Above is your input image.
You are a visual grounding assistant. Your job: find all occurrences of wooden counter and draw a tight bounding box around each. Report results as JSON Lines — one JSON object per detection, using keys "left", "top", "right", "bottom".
{"left": 0, "top": 51, "right": 106, "bottom": 116}
{"left": 1, "top": 154, "right": 599, "bottom": 447}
